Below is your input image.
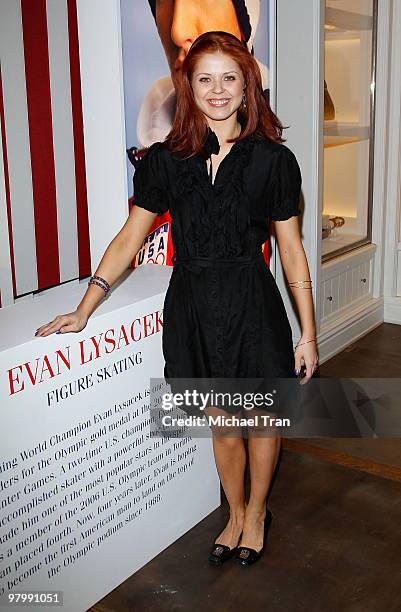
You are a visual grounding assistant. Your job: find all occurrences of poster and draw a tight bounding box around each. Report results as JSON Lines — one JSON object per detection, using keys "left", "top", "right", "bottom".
{"left": 120, "top": 0, "right": 272, "bottom": 268}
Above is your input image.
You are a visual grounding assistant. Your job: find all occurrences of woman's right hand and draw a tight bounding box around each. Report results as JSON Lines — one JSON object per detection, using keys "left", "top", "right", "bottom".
{"left": 35, "top": 309, "right": 89, "bottom": 337}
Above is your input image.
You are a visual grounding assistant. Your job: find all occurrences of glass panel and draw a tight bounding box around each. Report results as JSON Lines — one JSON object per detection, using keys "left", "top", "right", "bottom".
{"left": 322, "top": 0, "right": 377, "bottom": 261}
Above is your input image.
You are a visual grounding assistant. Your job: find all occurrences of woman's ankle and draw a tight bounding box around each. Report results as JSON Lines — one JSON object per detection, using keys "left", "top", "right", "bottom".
{"left": 229, "top": 506, "right": 246, "bottom": 524}
{"left": 244, "top": 503, "right": 267, "bottom": 521}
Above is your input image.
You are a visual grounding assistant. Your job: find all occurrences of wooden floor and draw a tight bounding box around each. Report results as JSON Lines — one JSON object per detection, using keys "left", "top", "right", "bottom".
{"left": 90, "top": 323, "right": 401, "bottom": 612}
{"left": 285, "top": 322, "right": 401, "bottom": 479}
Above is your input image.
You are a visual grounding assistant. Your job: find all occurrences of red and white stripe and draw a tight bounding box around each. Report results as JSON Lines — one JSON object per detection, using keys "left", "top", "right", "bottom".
{"left": 0, "top": 0, "right": 90, "bottom": 306}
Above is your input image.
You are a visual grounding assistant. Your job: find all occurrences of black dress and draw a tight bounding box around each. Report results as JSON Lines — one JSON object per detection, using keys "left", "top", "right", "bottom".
{"left": 133, "top": 127, "right": 302, "bottom": 415}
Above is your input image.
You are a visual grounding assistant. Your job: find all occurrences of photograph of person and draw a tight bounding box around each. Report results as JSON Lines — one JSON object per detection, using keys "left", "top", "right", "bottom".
{"left": 122, "top": 0, "right": 271, "bottom": 267}
{"left": 135, "top": 0, "right": 270, "bottom": 147}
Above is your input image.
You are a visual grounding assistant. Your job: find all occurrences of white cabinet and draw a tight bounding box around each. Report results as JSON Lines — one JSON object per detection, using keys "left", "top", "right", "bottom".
{"left": 320, "top": 243, "right": 375, "bottom": 323}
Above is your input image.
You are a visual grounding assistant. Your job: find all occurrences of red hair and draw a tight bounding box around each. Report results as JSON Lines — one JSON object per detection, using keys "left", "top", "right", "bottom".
{"left": 164, "top": 31, "right": 286, "bottom": 159}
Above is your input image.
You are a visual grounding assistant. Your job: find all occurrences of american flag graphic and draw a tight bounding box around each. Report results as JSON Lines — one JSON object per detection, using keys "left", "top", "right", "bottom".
{"left": 0, "top": 0, "right": 90, "bottom": 308}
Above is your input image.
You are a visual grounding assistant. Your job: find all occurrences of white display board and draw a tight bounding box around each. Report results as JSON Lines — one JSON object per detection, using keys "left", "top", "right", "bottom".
{"left": 0, "top": 265, "right": 220, "bottom": 611}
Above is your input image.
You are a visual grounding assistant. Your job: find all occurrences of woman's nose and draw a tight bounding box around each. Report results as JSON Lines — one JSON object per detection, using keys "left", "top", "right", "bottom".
{"left": 212, "top": 80, "right": 225, "bottom": 94}
{"left": 171, "top": 0, "right": 201, "bottom": 54}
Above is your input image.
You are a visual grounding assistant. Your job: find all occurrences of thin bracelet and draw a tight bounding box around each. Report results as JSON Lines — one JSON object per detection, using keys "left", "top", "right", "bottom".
{"left": 289, "top": 283, "right": 313, "bottom": 289}
{"left": 294, "top": 338, "right": 316, "bottom": 349}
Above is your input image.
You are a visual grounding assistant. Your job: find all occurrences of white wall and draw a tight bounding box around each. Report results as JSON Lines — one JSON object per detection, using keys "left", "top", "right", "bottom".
{"left": 274, "top": 0, "right": 324, "bottom": 339}
{"left": 383, "top": 0, "right": 401, "bottom": 323}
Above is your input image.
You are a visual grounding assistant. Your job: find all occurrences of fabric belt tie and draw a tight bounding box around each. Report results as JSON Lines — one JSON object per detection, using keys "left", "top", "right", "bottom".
{"left": 173, "top": 251, "right": 264, "bottom": 275}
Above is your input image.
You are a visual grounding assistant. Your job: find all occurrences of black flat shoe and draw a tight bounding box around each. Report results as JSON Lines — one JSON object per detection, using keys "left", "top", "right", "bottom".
{"left": 208, "top": 532, "right": 242, "bottom": 566}
{"left": 235, "top": 509, "right": 273, "bottom": 567}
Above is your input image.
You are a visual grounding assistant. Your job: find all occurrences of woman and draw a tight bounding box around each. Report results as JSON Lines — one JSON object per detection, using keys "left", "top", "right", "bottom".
{"left": 35, "top": 31, "right": 318, "bottom": 567}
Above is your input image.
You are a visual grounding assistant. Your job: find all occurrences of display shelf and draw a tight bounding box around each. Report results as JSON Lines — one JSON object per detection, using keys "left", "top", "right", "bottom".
{"left": 322, "top": 0, "right": 377, "bottom": 262}
{"left": 322, "top": 232, "right": 369, "bottom": 258}
{"left": 325, "top": 7, "right": 373, "bottom": 33}
{"left": 324, "top": 120, "right": 370, "bottom": 147}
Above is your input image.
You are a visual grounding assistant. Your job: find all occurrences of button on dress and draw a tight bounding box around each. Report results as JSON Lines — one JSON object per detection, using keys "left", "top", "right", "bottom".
{"left": 133, "top": 127, "right": 302, "bottom": 415}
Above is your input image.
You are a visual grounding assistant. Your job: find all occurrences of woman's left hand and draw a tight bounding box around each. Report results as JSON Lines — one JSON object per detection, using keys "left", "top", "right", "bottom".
{"left": 294, "top": 336, "right": 319, "bottom": 383}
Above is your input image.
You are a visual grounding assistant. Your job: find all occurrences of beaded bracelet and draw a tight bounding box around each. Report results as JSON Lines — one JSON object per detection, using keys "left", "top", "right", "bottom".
{"left": 88, "top": 275, "right": 110, "bottom": 295}
{"left": 92, "top": 274, "right": 110, "bottom": 291}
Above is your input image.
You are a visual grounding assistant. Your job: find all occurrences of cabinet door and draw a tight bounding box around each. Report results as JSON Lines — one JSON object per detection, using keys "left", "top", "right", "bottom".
{"left": 322, "top": 0, "right": 377, "bottom": 262}
{"left": 321, "top": 246, "right": 374, "bottom": 324}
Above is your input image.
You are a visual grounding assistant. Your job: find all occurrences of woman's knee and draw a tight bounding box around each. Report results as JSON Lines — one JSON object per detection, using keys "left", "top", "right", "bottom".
{"left": 204, "top": 405, "right": 243, "bottom": 439}
{"left": 243, "top": 408, "right": 281, "bottom": 438}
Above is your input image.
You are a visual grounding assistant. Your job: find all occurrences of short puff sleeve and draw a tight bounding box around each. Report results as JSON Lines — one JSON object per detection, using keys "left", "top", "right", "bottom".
{"left": 133, "top": 142, "right": 169, "bottom": 216}
{"left": 269, "top": 145, "right": 302, "bottom": 221}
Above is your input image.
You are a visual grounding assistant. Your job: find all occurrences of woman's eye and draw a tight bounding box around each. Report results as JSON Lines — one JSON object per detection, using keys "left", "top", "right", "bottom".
{"left": 199, "top": 75, "right": 235, "bottom": 83}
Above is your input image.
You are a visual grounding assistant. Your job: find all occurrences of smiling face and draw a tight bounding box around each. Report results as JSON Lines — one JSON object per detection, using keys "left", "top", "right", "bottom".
{"left": 155, "top": 0, "right": 243, "bottom": 87}
{"left": 190, "top": 51, "right": 245, "bottom": 123}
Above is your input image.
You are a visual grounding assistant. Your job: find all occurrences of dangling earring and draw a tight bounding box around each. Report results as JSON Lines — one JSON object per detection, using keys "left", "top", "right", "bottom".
{"left": 242, "top": 91, "right": 247, "bottom": 109}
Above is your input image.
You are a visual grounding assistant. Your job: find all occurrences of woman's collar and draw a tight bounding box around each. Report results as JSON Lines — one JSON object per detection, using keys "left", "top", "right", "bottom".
{"left": 202, "top": 124, "right": 257, "bottom": 158}
{"left": 203, "top": 127, "right": 221, "bottom": 157}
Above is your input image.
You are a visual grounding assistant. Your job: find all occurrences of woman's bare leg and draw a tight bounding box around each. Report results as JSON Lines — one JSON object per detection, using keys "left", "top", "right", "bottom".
{"left": 239, "top": 412, "right": 281, "bottom": 551}
{"left": 204, "top": 405, "right": 247, "bottom": 549}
